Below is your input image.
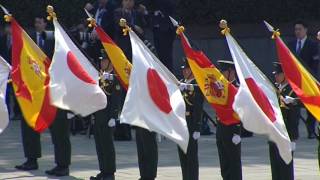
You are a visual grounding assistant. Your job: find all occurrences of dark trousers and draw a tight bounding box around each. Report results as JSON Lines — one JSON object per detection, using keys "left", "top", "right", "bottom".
{"left": 177, "top": 134, "right": 199, "bottom": 180}
{"left": 135, "top": 127, "right": 158, "bottom": 179}
{"left": 20, "top": 110, "right": 71, "bottom": 167}
{"left": 216, "top": 123, "right": 242, "bottom": 180}
{"left": 306, "top": 111, "right": 316, "bottom": 136}
{"left": 93, "top": 109, "right": 116, "bottom": 175}
{"left": 269, "top": 142, "right": 294, "bottom": 180}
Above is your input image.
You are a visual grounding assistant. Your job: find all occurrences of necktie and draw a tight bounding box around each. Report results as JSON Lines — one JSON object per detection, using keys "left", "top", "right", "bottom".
{"left": 296, "top": 40, "right": 302, "bottom": 54}
{"left": 38, "top": 34, "right": 44, "bottom": 49}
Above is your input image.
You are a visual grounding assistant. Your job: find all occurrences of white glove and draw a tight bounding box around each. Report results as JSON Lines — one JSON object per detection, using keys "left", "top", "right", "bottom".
{"left": 283, "top": 96, "right": 295, "bottom": 104}
{"left": 232, "top": 134, "right": 241, "bottom": 145}
{"left": 192, "top": 131, "right": 200, "bottom": 140}
{"left": 102, "top": 72, "right": 114, "bottom": 81}
{"left": 108, "top": 118, "right": 116, "bottom": 127}
{"left": 179, "top": 83, "right": 188, "bottom": 91}
{"left": 67, "top": 113, "right": 76, "bottom": 119}
{"left": 291, "top": 142, "right": 296, "bottom": 151}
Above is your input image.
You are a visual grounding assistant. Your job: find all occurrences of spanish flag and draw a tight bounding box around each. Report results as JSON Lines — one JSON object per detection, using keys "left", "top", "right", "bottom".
{"left": 11, "top": 18, "right": 57, "bottom": 132}
{"left": 95, "top": 26, "right": 132, "bottom": 90}
{"left": 175, "top": 25, "right": 239, "bottom": 124}
{"left": 265, "top": 21, "right": 320, "bottom": 122}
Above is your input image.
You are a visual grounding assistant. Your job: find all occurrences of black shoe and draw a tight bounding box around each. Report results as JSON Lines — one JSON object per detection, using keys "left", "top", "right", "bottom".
{"left": 308, "top": 134, "right": 316, "bottom": 139}
{"left": 15, "top": 160, "right": 38, "bottom": 171}
{"left": 90, "top": 173, "right": 115, "bottom": 180}
{"left": 45, "top": 166, "right": 69, "bottom": 176}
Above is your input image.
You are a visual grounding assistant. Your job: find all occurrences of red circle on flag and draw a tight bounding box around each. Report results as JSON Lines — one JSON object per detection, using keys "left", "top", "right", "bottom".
{"left": 147, "top": 68, "right": 173, "bottom": 114}
{"left": 67, "top": 51, "right": 96, "bottom": 85}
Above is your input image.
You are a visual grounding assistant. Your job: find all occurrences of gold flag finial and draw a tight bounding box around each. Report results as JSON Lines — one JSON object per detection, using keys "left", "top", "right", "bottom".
{"left": 219, "top": 19, "right": 230, "bottom": 35}
{"left": 84, "top": 8, "right": 96, "bottom": 28}
{"left": 87, "top": 17, "right": 96, "bottom": 28}
{"left": 119, "top": 18, "right": 131, "bottom": 36}
{"left": 0, "top": 5, "right": 12, "bottom": 22}
{"left": 46, "top": 5, "right": 57, "bottom": 21}
{"left": 176, "top": 25, "right": 185, "bottom": 35}
{"left": 271, "top": 29, "right": 281, "bottom": 39}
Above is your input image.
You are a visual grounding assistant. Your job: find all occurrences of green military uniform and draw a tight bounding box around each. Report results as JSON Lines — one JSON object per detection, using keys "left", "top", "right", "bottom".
{"left": 91, "top": 71, "right": 121, "bottom": 180}
{"left": 178, "top": 78, "right": 203, "bottom": 180}
{"left": 136, "top": 127, "right": 158, "bottom": 180}
{"left": 269, "top": 62, "right": 300, "bottom": 180}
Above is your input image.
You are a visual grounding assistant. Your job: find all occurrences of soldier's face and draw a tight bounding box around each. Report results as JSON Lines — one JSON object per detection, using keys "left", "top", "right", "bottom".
{"left": 101, "top": 59, "right": 112, "bottom": 70}
{"left": 182, "top": 68, "right": 192, "bottom": 79}
{"left": 222, "top": 69, "right": 236, "bottom": 81}
{"left": 122, "top": 0, "right": 135, "bottom": 9}
{"left": 294, "top": 24, "right": 307, "bottom": 40}
{"left": 275, "top": 73, "right": 285, "bottom": 84}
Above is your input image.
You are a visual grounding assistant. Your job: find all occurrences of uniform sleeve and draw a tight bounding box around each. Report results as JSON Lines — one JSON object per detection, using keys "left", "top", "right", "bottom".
{"left": 192, "top": 86, "right": 204, "bottom": 132}
{"left": 109, "top": 80, "right": 122, "bottom": 119}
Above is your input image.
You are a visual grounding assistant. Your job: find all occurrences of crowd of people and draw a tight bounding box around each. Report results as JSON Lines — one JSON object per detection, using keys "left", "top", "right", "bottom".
{"left": 0, "top": 0, "right": 319, "bottom": 180}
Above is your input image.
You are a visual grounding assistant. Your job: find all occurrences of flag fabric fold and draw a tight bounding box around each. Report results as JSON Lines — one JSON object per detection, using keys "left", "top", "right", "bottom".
{"left": 273, "top": 32, "right": 320, "bottom": 122}
{"left": 120, "top": 30, "right": 189, "bottom": 152}
{"left": 95, "top": 26, "right": 132, "bottom": 90}
{"left": 11, "top": 19, "right": 57, "bottom": 132}
{"left": 177, "top": 30, "right": 240, "bottom": 125}
{"left": 224, "top": 30, "right": 292, "bottom": 164}
{"left": 49, "top": 19, "right": 107, "bottom": 116}
{"left": 0, "top": 56, "right": 11, "bottom": 133}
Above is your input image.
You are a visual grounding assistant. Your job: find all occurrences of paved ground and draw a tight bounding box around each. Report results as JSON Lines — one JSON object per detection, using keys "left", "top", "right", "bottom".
{"left": 0, "top": 120, "right": 319, "bottom": 180}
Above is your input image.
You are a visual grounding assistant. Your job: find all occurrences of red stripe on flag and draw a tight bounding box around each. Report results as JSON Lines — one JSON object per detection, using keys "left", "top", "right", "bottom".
{"left": 275, "top": 37, "right": 302, "bottom": 89}
{"left": 11, "top": 19, "right": 32, "bottom": 101}
{"left": 180, "top": 33, "right": 213, "bottom": 68}
{"left": 96, "top": 26, "right": 116, "bottom": 45}
{"left": 245, "top": 78, "right": 276, "bottom": 122}
{"left": 34, "top": 57, "right": 57, "bottom": 132}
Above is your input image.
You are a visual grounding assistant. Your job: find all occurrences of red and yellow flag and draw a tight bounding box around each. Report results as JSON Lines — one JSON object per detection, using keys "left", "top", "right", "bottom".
{"left": 95, "top": 26, "right": 132, "bottom": 90}
{"left": 176, "top": 27, "right": 239, "bottom": 124}
{"left": 11, "top": 18, "right": 57, "bottom": 132}
{"left": 274, "top": 34, "right": 320, "bottom": 121}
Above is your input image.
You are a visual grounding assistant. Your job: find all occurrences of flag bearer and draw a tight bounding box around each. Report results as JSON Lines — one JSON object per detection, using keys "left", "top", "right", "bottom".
{"left": 15, "top": 16, "right": 71, "bottom": 177}
{"left": 178, "top": 59, "right": 203, "bottom": 180}
{"left": 90, "top": 53, "right": 121, "bottom": 180}
{"left": 216, "top": 60, "right": 242, "bottom": 180}
{"left": 269, "top": 62, "right": 300, "bottom": 180}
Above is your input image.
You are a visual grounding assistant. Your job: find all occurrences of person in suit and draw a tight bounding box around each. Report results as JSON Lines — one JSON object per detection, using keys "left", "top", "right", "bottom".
{"left": 15, "top": 16, "right": 71, "bottom": 177}
{"left": 84, "top": 0, "right": 116, "bottom": 64}
{"left": 90, "top": 52, "right": 121, "bottom": 180}
{"left": 144, "top": 0, "right": 176, "bottom": 71}
{"left": 288, "top": 20, "right": 319, "bottom": 139}
{"left": 269, "top": 62, "right": 300, "bottom": 180}
{"left": 177, "top": 60, "right": 203, "bottom": 180}
{"left": 113, "top": 0, "right": 147, "bottom": 61}
{"left": 216, "top": 60, "right": 242, "bottom": 180}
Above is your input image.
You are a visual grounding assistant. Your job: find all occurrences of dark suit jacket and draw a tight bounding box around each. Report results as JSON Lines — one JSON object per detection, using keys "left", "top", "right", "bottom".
{"left": 288, "top": 38, "right": 319, "bottom": 76}
{"left": 0, "top": 34, "right": 12, "bottom": 63}
{"left": 89, "top": 3, "right": 115, "bottom": 38}
{"left": 28, "top": 30, "right": 55, "bottom": 59}
{"left": 113, "top": 8, "right": 147, "bottom": 61}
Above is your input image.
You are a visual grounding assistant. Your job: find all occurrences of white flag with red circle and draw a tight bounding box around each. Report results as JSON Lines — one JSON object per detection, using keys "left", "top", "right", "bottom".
{"left": 120, "top": 30, "right": 189, "bottom": 152}
{"left": 224, "top": 32, "right": 292, "bottom": 164}
{"left": 49, "top": 19, "right": 107, "bottom": 116}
